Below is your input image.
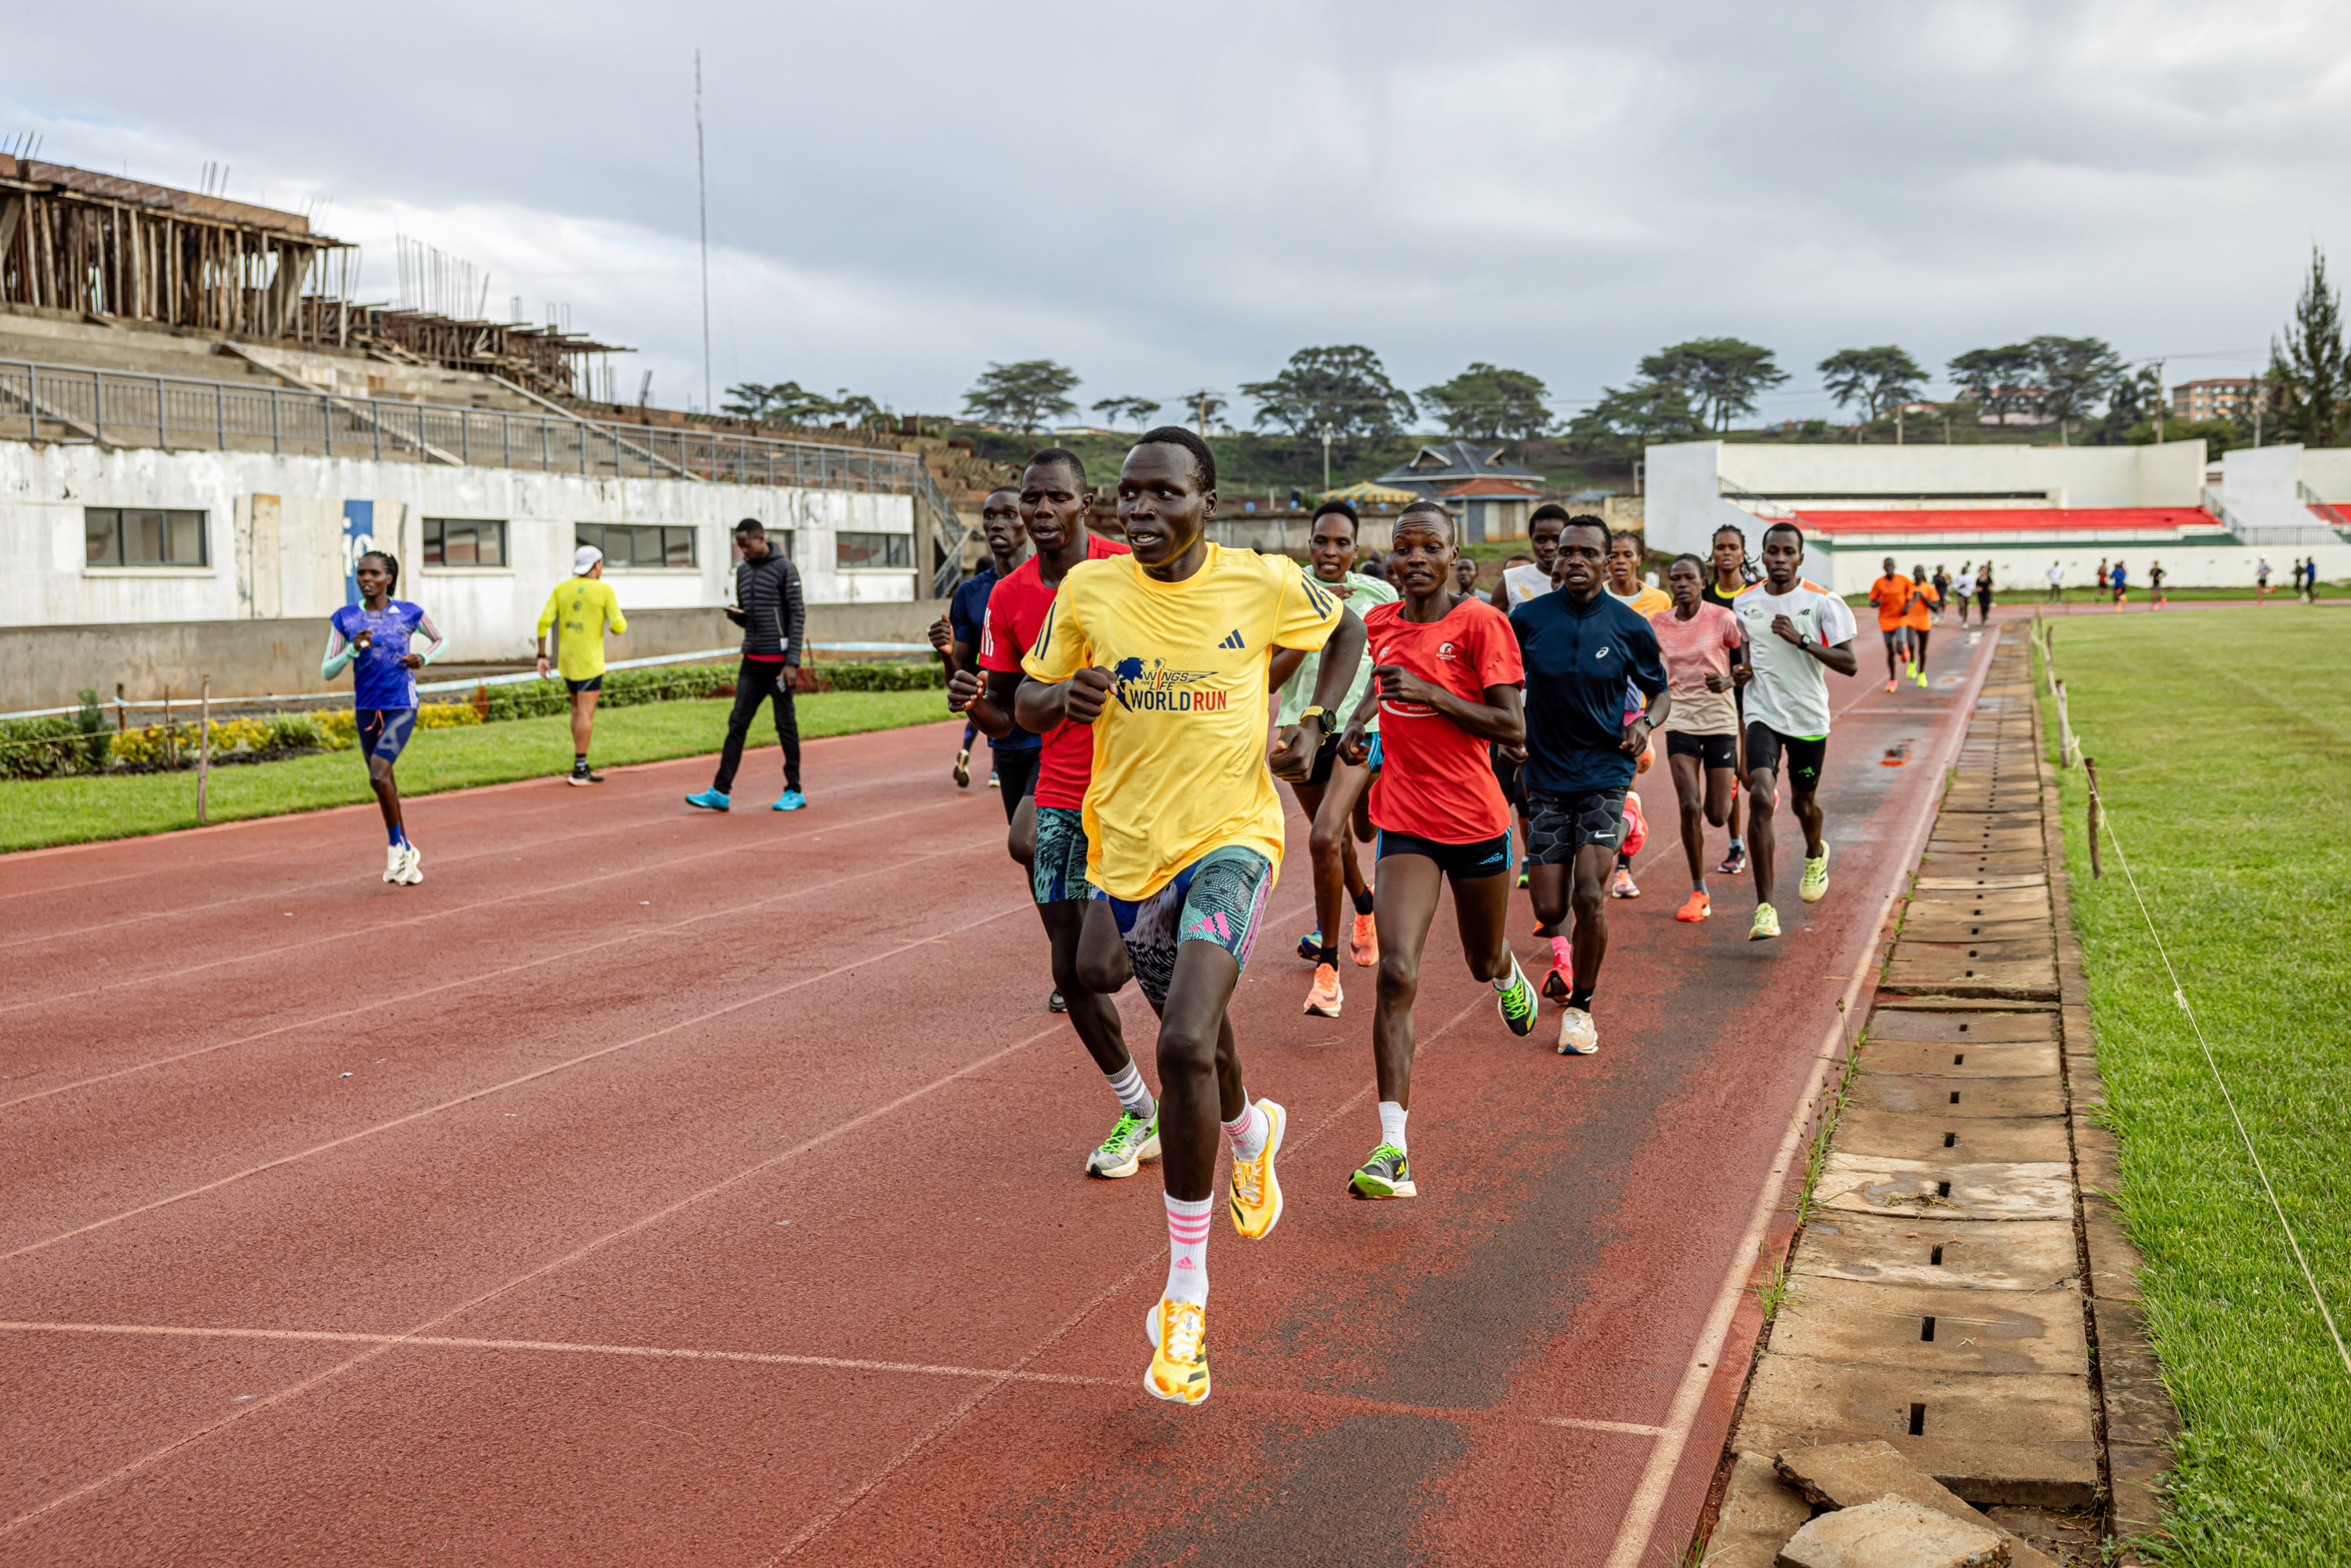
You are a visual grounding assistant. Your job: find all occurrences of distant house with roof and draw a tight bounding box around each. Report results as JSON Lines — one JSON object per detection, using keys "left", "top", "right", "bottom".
{"left": 1373, "top": 441, "right": 1546, "bottom": 542}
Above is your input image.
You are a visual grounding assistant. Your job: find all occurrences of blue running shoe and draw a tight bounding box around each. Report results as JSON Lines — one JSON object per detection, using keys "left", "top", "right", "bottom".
{"left": 685, "top": 789, "right": 730, "bottom": 811}
{"left": 772, "top": 789, "right": 807, "bottom": 811}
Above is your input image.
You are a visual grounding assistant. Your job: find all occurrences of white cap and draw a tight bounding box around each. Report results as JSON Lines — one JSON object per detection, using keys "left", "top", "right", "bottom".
{"left": 572, "top": 544, "right": 604, "bottom": 575}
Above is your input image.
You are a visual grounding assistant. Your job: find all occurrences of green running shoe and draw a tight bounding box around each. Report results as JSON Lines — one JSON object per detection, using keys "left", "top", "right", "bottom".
{"left": 1349, "top": 1142, "right": 1417, "bottom": 1200}
{"left": 1800, "top": 842, "right": 1830, "bottom": 903}
{"left": 1494, "top": 955, "right": 1538, "bottom": 1037}
{"left": 1087, "top": 1109, "right": 1161, "bottom": 1179}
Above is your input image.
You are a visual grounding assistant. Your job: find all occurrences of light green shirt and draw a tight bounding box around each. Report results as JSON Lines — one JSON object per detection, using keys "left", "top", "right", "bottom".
{"left": 1277, "top": 571, "right": 1399, "bottom": 730}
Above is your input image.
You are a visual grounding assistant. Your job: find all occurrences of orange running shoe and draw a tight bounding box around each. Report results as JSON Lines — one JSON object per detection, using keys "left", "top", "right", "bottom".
{"left": 1228, "top": 1099, "right": 1287, "bottom": 1240}
{"left": 1675, "top": 889, "right": 1711, "bottom": 923}
{"left": 1303, "top": 964, "right": 1343, "bottom": 1018}
{"left": 1349, "top": 912, "right": 1379, "bottom": 967}
{"left": 1145, "top": 1298, "right": 1210, "bottom": 1405}
{"left": 1621, "top": 790, "right": 1649, "bottom": 857}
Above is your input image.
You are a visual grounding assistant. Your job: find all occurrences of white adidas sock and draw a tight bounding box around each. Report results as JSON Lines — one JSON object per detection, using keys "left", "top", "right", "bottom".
{"left": 1379, "top": 1100, "right": 1408, "bottom": 1153}
{"left": 1221, "top": 1099, "right": 1268, "bottom": 1163}
{"left": 1164, "top": 1192, "right": 1214, "bottom": 1306}
{"left": 1492, "top": 952, "right": 1526, "bottom": 993}
{"left": 1104, "top": 1059, "right": 1155, "bottom": 1119}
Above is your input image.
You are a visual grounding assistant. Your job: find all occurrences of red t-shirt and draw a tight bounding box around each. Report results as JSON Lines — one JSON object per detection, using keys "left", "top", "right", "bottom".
{"left": 1363, "top": 596, "right": 1524, "bottom": 844}
{"left": 980, "top": 532, "right": 1131, "bottom": 809}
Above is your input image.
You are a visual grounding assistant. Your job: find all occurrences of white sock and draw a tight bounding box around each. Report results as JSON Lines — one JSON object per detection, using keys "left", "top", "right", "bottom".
{"left": 1104, "top": 1059, "right": 1155, "bottom": 1119}
{"left": 1379, "top": 1100, "right": 1408, "bottom": 1153}
{"left": 1164, "top": 1192, "right": 1214, "bottom": 1306}
{"left": 1492, "top": 952, "right": 1526, "bottom": 993}
{"left": 1221, "top": 1100, "right": 1268, "bottom": 1163}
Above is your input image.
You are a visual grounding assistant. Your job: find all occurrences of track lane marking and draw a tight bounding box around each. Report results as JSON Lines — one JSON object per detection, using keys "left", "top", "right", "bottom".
{"left": 1, "top": 829, "right": 1003, "bottom": 1114}
{"left": 0, "top": 889, "right": 1031, "bottom": 1261}
{"left": 0, "top": 792, "right": 971, "bottom": 1016}
{"left": 1598, "top": 615, "right": 1999, "bottom": 1568}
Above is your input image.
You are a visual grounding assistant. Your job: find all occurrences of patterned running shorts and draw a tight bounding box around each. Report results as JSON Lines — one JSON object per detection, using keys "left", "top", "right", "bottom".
{"left": 1101, "top": 845, "right": 1274, "bottom": 1007}
{"left": 1525, "top": 786, "right": 1627, "bottom": 866}
{"left": 1030, "top": 806, "right": 1096, "bottom": 905}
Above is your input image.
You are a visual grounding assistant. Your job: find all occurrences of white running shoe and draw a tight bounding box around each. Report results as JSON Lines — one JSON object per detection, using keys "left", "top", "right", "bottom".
{"left": 395, "top": 844, "right": 423, "bottom": 885}
{"left": 1557, "top": 1007, "right": 1598, "bottom": 1055}
{"left": 383, "top": 845, "right": 405, "bottom": 884}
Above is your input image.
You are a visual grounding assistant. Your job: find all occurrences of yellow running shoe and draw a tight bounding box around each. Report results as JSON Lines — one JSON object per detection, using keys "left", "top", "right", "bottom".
{"left": 1800, "top": 842, "right": 1830, "bottom": 903}
{"left": 1750, "top": 902, "right": 1782, "bottom": 941}
{"left": 1228, "top": 1098, "right": 1286, "bottom": 1240}
{"left": 1145, "top": 1298, "right": 1210, "bottom": 1405}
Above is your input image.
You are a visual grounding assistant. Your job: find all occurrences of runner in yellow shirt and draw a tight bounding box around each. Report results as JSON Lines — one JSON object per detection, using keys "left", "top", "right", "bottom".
{"left": 1018, "top": 426, "right": 1364, "bottom": 1407}
{"left": 535, "top": 544, "right": 628, "bottom": 784}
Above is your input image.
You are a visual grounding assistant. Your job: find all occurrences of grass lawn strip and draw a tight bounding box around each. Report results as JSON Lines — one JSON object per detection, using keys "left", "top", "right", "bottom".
{"left": 0, "top": 690, "right": 949, "bottom": 854}
{"left": 2041, "top": 607, "right": 2350, "bottom": 1565}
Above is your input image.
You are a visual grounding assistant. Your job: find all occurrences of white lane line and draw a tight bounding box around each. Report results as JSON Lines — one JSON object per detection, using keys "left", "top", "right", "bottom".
{"left": 1598, "top": 625, "right": 2000, "bottom": 1568}
{"left": 0, "top": 891, "right": 1029, "bottom": 1261}
{"left": 2, "top": 827, "right": 1000, "bottom": 1114}
{"left": 1540, "top": 1417, "right": 1667, "bottom": 1437}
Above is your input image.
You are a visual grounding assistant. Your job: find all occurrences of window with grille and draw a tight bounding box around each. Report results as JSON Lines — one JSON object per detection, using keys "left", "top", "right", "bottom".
{"left": 836, "top": 531, "right": 912, "bottom": 569}
{"left": 423, "top": 518, "right": 508, "bottom": 567}
{"left": 84, "top": 508, "right": 209, "bottom": 568}
{"left": 579, "top": 523, "right": 698, "bottom": 568}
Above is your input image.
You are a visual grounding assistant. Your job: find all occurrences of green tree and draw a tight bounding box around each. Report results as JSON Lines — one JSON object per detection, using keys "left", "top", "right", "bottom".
{"left": 2267, "top": 248, "right": 2350, "bottom": 446}
{"left": 2023, "top": 335, "right": 2125, "bottom": 443}
{"left": 1567, "top": 379, "right": 1707, "bottom": 445}
{"left": 1416, "top": 361, "right": 1553, "bottom": 441}
{"left": 721, "top": 379, "right": 851, "bottom": 426}
{"left": 1090, "top": 395, "right": 1160, "bottom": 431}
{"left": 1240, "top": 345, "right": 1416, "bottom": 438}
{"left": 1946, "top": 345, "right": 2038, "bottom": 423}
{"left": 721, "top": 381, "right": 779, "bottom": 421}
{"left": 963, "top": 359, "right": 1081, "bottom": 433}
{"left": 1175, "top": 388, "right": 1229, "bottom": 434}
{"left": 1638, "top": 338, "right": 1787, "bottom": 430}
{"left": 1817, "top": 346, "right": 1928, "bottom": 421}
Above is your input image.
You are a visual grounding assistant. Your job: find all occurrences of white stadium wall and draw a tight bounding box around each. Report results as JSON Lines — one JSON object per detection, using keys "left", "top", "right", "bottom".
{"left": 0, "top": 441, "right": 917, "bottom": 666}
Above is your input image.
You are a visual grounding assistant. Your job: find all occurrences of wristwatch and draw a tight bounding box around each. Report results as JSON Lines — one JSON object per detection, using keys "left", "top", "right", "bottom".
{"left": 1297, "top": 706, "right": 1330, "bottom": 728}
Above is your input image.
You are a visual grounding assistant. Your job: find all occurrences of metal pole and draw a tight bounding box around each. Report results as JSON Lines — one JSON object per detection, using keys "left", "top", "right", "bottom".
{"left": 270, "top": 386, "right": 281, "bottom": 454}
{"left": 215, "top": 383, "right": 225, "bottom": 449}
{"left": 695, "top": 49, "right": 713, "bottom": 417}
{"left": 93, "top": 369, "right": 103, "bottom": 444}
{"left": 158, "top": 375, "right": 167, "bottom": 447}
{"left": 196, "top": 676, "right": 212, "bottom": 824}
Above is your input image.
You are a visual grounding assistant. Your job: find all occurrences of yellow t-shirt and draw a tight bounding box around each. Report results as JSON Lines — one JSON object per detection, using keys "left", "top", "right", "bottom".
{"left": 536, "top": 579, "right": 627, "bottom": 680}
{"left": 1609, "top": 583, "right": 1672, "bottom": 619}
{"left": 1024, "top": 543, "right": 1344, "bottom": 900}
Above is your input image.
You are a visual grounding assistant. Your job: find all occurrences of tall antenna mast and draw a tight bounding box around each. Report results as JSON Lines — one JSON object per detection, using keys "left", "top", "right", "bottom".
{"left": 695, "top": 49, "right": 713, "bottom": 415}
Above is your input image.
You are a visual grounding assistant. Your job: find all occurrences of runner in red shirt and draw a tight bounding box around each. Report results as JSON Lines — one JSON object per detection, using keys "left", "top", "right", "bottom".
{"left": 948, "top": 448, "right": 1156, "bottom": 1181}
{"left": 1332, "top": 502, "right": 1538, "bottom": 1202}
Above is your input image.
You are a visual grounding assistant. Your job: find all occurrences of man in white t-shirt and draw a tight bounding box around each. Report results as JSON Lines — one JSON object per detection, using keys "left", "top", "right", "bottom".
{"left": 1492, "top": 503, "right": 1569, "bottom": 611}
{"left": 2045, "top": 560, "right": 2063, "bottom": 604}
{"left": 1730, "top": 521, "right": 1859, "bottom": 942}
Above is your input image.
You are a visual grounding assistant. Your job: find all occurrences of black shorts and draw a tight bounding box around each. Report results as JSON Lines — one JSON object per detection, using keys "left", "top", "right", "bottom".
{"left": 565, "top": 675, "right": 603, "bottom": 694}
{"left": 1880, "top": 626, "right": 1910, "bottom": 647}
{"left": 992, "top": 745, "right": 1041, "bottom": 822}
{"left": 1745, "top": 722, "right": 1827, "bottom": 789}
{"left": 1665, "top": 731, "right": 1737, "bottom": 770}
{"left": 1525, "top": 786, "right": 1627, "bottom": 865}
{"left": 1377, "top": 827, "right": 1515, "bottom": 880}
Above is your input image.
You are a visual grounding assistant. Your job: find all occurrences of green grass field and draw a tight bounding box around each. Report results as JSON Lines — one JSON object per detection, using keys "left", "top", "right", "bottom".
{"left": 2040, "top": 608, "right": 2350, "bottom": 1565}
{"left": 0, "top": 689, "right": 950, "bottom": 854}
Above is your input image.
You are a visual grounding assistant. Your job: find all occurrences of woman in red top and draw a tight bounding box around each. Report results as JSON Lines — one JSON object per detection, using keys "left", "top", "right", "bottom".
{"left": 1333, "top": 503, "right": 1535, "bottom": 1202}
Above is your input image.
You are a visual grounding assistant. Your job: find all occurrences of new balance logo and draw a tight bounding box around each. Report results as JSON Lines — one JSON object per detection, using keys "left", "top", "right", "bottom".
{"left": 1218, "top": 629, "right": 1246, "bottom": 651}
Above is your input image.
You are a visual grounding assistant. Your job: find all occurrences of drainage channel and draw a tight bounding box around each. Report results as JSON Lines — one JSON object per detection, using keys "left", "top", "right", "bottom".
{"left": 1697, "top": 623, "right": 2180, "bottom": 1568}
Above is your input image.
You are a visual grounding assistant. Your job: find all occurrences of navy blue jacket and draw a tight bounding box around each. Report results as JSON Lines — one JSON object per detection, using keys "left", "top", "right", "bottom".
{"left": 1509, "top": 589, "right": 1668, "bottom": 794}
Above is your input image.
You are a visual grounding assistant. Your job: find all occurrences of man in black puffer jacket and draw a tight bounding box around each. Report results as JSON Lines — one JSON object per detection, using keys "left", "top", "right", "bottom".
{"left": 688, "top": 518, "right": 808, "bottom": 812}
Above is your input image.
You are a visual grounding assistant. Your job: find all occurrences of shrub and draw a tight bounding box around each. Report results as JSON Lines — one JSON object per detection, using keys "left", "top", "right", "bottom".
{"left": 804, "top": 660, "right": 943, "bottom": 693}
{"left": 0, "top": 716, "right": 86, "bottom": 779}
{"left": 74, "top": 688, "right": 110, "bottom": 771}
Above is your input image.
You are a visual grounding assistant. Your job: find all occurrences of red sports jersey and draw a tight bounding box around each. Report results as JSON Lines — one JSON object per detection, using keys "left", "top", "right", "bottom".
{"left": 979, "top": 532, "right": 1130, "bottom": 809}
{"left": 1363, "top": 596, "right": 1524, "bottom": 844}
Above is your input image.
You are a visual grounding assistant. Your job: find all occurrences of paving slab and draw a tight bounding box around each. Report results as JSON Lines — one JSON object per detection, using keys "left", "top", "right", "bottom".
{"left": 1775, "top": 1494, "right": 2010, "bottom": 1568}
{"left": 1702, "top": 1451, "right": 1813, "bottom": 1568}
{"left": 2090, "top": 1299, "right": 2182, "bottom": 1449}
{"left": 1863, "top": 1011, "right": 2059, "bottom": 1045}
{"left": 1896, "top": 913, "right": 2049, "bottom": 944}
{"left": 1849, "top": 1074, "right": 2064, "bottom": 1120}
{"left": 1776, "top": 1441, "right": 2057, "bottom": 1568}
{"left": 1903, "top": 887, "right": 2052, "bottom": 920}
{"left": 1790, "top": 1214, "right": 2079, "bottom": 1293}
{"left": 1828, "top": 1107, "right": 2071, "bottom": 1164}
{"left": 1913, "top": 873, "right": 2047, "bottom": 892}
{"left": 1770, "top": 1276, "right": 2086, "bottom": 1376}
{"left": 1859, "top": 1040, "right": 2063, "bottom": 1080}
{"left": 1736, "top": 1356, "right": 2098, "bottom": 1506}
{"left": 1816, "top": 1153, "right": 2073, "bottom": 1221}
{"left": 1927, "top": 828, "right": 2047, "bottom": 855}
{"left": 1881, "top": 946, "right": 2056, "bottom": 998}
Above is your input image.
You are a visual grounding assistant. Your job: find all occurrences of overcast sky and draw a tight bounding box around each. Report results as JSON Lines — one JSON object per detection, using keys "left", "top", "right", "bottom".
{"left": 8, "top": 1, "right": 2348, "bottom": 425}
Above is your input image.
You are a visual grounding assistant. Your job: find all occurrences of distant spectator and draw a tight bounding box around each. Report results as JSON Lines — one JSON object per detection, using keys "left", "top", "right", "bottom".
{"left": 535, "top": 544, "right": 628, "bottom": 785}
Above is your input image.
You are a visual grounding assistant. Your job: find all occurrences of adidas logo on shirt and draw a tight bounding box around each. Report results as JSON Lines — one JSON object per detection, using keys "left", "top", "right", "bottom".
{"left": 1218, "top": 629, "right": 1246, "bottom": 651}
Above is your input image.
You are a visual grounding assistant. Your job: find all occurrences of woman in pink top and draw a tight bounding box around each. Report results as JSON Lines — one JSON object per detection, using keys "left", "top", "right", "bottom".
{"left": 1648, "top": 554, "right": 1745, "bottom": 923}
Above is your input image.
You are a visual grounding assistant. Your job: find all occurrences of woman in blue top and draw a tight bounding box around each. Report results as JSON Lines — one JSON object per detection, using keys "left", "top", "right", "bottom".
{"left": 322, "top": 550, "right": 445, "bottom": 885}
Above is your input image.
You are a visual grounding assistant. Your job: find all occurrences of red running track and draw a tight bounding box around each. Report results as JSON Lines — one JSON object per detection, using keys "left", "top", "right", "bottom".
{"left": 0, "top": 625, "right": 1999, "bottom": 1566}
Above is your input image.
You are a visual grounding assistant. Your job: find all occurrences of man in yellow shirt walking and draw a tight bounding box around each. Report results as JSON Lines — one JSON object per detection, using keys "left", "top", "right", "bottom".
{"left": 536, "top": 544, "right": 628, "bottom": 784}
{"left": 1018, "top": 426, "right": 1366, "bottom": 1407}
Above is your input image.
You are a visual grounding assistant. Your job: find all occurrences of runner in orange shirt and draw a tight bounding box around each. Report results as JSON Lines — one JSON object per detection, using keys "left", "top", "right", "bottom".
{"left": 1903, "top": 561, "right": 1938, "bottom": 688}
{"left": 1867, "top": 557, "right": 1914, "bottom": 693}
